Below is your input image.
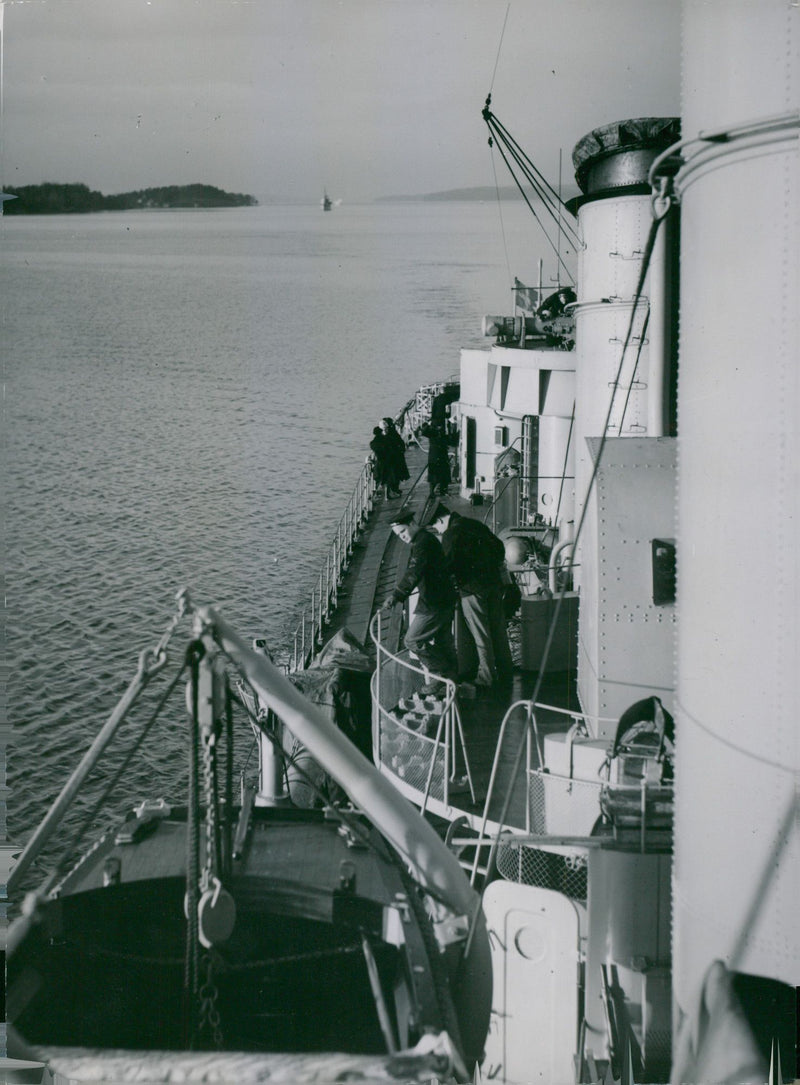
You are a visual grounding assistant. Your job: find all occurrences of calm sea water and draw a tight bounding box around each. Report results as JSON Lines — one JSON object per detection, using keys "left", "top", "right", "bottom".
{"left": 3, "top": 200, "right": 537, "bottom": 876}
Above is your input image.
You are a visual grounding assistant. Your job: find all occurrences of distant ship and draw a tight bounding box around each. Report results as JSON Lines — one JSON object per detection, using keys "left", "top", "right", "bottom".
{"left": 321, "top": 190, "right": 332, "bottom": 211}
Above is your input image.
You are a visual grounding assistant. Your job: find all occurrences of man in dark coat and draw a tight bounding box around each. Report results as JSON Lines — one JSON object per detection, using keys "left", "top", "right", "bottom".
{"left": 381, "top": 417, "right": 409, "bottom": 497}
{"left": 382, "top": 508, "right": 457, "bottom": 695}
{"left": 430, "top": 502, "right": 513, "bottom": 689}
{"left": 421, "top": 421, "right": 451, "bottom": 499}
{"left": 369, "top": 426, "right": 390, "bottom": 497}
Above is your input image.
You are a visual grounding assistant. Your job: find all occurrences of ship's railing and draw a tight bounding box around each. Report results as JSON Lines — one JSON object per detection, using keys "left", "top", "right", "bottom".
{"left": 287, "top": 383, "right": 457, "bottom": 672}
{"left": 525, "top": 703, "right": 672, "bottom": 833}
{"left": 289, "top": 456, "right": 379, "bottom": 670}
{"left": 471, "top": 700, "right": 671, "bottom": 888}
{"left": 402, "top": 378, "right": 459, "bottom": 438}
{"left": 368, "top": 609, "right": 475, "bottom": 815}
{"left": 488, "top": 471, "right": 574, "bottom": 536}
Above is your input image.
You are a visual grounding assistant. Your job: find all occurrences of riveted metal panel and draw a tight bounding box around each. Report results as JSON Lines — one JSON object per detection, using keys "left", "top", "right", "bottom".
{"left": 577, "top": 437, "right": 677, "bottom": 733}
{"left": 577, "top": 195, "right": 655, "bottom": 304}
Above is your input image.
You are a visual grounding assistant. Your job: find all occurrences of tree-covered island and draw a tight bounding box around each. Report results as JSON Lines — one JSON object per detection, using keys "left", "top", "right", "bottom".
{"left": 2, "top": 182, "right": 258, "bottom": 214}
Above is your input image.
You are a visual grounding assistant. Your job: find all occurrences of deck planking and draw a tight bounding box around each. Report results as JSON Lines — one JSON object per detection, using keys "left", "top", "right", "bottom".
{"left": 321, "top": 442, "right": 431, "bottom": 650}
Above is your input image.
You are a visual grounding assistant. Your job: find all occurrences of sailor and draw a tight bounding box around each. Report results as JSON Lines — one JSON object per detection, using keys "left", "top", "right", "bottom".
{"left": 369, "top": 425, "right": 391, "bottom": 498}
{"left": 382, "top": 508, "right": 458, "bottom": 696}
{"left": 420, "top": 420, "right": 452, "bottom": 499}
{"left": 380, "top": 417, "right": 409, "bottom": 498}
{"left": 430, "top": 502, "right": 513, "bottom": 690}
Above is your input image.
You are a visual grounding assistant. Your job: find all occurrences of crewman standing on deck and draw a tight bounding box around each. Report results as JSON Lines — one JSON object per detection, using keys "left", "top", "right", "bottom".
{"left": 420, "top": 420, "right": 451, "bottom": 499}
{"left": 381, "top": 508, "right": 458, "bottom": 697}
{"left": 369, "top": 425, "right": 390, "bottom": 498}
{"left": 381, "top": 417, "right": 409, "bottom": 498}
{"left": 430, "top": 502, "right": 513, "bottom": 691}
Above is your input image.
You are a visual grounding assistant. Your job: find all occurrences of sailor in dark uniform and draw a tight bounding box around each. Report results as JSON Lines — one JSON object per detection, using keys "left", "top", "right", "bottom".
{"left": 382, "top": 508, "right": 457, "bottom": 696}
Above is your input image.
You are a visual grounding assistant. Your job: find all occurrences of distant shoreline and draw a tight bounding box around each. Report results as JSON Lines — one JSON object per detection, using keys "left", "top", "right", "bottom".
{"left": 3, "top": 181, "right": 581, "bottom": 213}
{"left": 1, "top": 182, "right": 257, "bottom": 215}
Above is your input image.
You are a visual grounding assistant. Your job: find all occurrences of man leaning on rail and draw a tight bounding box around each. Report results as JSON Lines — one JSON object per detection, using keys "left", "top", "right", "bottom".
{"left": 381, "top": 508, "right": 458, "bottom": 697}
{"left": 430, "top": 501, "right": 513, "bottom": 691}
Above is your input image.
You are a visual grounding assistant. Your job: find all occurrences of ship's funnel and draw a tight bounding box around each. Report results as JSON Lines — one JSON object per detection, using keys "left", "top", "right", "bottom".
{"left": 571, "top": 117, "right": 680, "bottom": 199}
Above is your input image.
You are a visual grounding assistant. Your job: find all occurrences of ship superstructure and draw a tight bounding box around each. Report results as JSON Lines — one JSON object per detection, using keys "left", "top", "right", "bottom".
{"left": 370, "top": 0, "right": 798, "bottom": 1079}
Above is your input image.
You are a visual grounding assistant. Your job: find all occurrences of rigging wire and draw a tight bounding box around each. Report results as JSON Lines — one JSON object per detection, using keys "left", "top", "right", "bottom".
{"left": 484, "top": 105, "right": 577, "bottom": 286}
{"left": 488, "top": 3, "right": 511, "bottom": 95}
{"left": 46, "top": 654, "right": 191, "bottom": 892}
{"left": 487, "top": 110, "right": 582, "bottom": 245}
{"left": 489, "top": 143, "right": 514, "bottom": 296}
{"left": 481, "top": 100, "right": 584, "bottom": 289}
{"left": 484, "top": 6, "right": 515, "bottom": 298}
{"left": 483, "top": 11, "right": 581, "bottom": 298}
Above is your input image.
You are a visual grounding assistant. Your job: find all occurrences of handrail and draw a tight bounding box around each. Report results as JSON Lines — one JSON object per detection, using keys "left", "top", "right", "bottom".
{"left": 368, "top": 608, "right": 472, "bottom": 812}
{"left": 371, "top": 607, "right": 476, "bottom": 811}
{"left": 289, "top": 455, "right": 378, "bottom": 670}
{"left": 469, "top": 700, "right": 618, "bottom": 884}
{"left": 287, "top": 382, "right": 459, "bottom": 672}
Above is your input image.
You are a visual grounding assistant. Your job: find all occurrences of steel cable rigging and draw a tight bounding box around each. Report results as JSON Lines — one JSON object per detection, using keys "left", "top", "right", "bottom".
{"left": 482, "top": 95, "right": 582, "bottom": 286}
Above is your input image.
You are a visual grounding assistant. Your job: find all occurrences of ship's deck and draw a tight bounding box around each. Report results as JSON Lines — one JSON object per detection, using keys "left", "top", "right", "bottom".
{"left": 317, "top": 440, "right": 580, "bottom": 836}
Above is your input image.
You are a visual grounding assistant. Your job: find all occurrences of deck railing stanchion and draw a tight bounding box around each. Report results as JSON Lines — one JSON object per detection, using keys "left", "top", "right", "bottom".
{"left": 525, "top": 709, "right": 532, "bottom": 833}
{"left": 443, "top": 710, "right": 450, "bottom": 808}
{"left": 451, "top": 701, "right": 476, "bottom": 803}
{"left": 420, "top": 712, "right": 447, "bottom": 817}
{"left": 374, "top": 611, "right": 382, "bottom": 760}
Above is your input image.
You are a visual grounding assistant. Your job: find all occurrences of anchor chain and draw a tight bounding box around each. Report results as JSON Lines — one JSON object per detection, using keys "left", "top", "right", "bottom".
{"left": 197, "top": 950, "right": 224, "bottom": 1049}
{"left": 200, "top": 709, "right": 218, "bottom": 900}
{"left": 196, "top": 680, "right": 226, "bottom": 1047}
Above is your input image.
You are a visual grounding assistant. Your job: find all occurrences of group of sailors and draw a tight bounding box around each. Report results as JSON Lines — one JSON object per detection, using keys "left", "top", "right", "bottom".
{"left": 383, "top": 502, "right": 513, "bottom": 698}
{"left": 369, "top": 412, "right": 457, "bottom": 502}
{"left": 369, "top": 417, "right": 409, "bottom": 499}
{"left": 369, "top": 407, "right": 513, "bottom": 698}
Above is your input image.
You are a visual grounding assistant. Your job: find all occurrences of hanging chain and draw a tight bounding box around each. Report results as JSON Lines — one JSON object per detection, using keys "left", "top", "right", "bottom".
{"left": 197, "top": 653, "right": 225, "bottom": 1048}
{"left": 197, "top": 950, "right": 224, "bottom": 1049}
{"left": 141, "top": 587, "right": 191, "bottom": 678}
{"left": 200, "top": 712, "right": 217, "bottom": 895}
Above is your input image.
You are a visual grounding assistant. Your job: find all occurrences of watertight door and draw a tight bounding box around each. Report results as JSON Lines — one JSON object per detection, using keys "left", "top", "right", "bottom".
{"left": 482, "top": 879, "right": 580, "bottom": 1084}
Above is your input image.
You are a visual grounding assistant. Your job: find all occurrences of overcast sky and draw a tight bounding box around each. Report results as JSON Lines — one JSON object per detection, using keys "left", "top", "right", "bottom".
{"left": 1, "top": 0, "right": 680, "bottom": 203}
